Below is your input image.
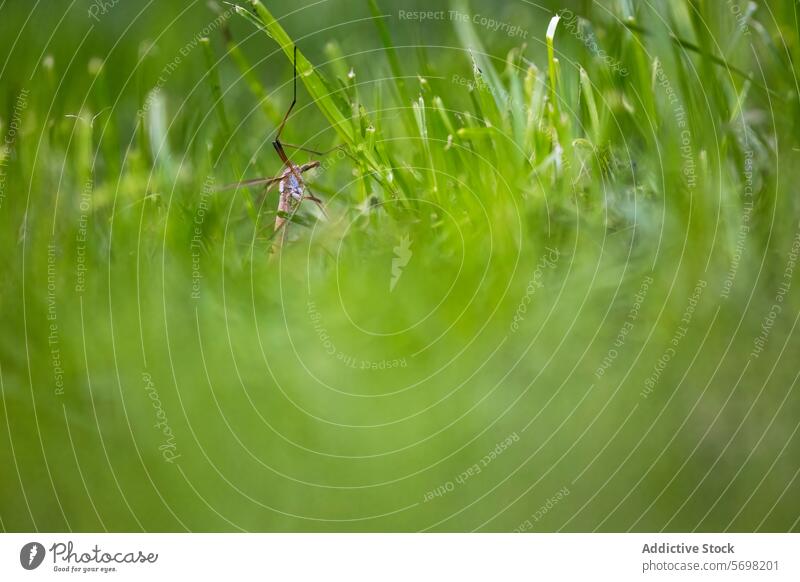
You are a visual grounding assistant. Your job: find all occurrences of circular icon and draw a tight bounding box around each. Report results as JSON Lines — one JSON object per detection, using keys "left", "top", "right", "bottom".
{"left": 19, "top": 542, "right": 46, "bottom": 570}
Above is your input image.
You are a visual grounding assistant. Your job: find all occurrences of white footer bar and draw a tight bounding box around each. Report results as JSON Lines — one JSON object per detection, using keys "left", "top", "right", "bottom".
{"left": 1, "top": 533, "right": 798, "bottom": 581}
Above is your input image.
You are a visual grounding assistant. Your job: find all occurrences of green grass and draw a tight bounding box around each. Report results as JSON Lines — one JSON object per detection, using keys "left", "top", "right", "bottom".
{"left": 1, "top": 0, "right": 799, "bottom": 532}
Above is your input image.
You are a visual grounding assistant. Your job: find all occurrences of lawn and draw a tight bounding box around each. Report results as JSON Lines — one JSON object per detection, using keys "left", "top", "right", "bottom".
{"left": 1, "top": 0, "right": 799, "bottom": 531}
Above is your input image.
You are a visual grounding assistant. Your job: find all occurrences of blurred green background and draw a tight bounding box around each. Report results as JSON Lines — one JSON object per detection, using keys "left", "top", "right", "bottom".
{"left": 1, "top": 0, "right": 799, "bottom": 531}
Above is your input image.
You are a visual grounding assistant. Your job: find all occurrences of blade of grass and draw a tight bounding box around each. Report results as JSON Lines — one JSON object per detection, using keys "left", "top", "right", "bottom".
{"left": 366, "top": 0, "right": 411, "bottom": 107}
{"left": 412, "top": 96, "right": 438, "bottom": 196}
{"left": 201, "top": 37, "right": 256, "bottom": 221}
{"left": 622, "top": 20, "right": 778, "bottom": 97}
{"left": 546, "top": 15, "right": 561, "bottom": 122}
{"left": 221, "top": 25, "right": 281, "bottom": 125}
{"left": 579, "top": 67, "right": 601, "bottom": 144}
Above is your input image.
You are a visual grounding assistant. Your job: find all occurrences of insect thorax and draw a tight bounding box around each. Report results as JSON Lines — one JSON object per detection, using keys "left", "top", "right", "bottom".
{"left": 279, "top": 166, "right": 305, "bottom": 201}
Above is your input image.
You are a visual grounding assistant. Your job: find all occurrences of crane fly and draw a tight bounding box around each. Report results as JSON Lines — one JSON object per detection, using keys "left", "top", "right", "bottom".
{"left": 216, "top": 45, "right": 339, "bottom": 244}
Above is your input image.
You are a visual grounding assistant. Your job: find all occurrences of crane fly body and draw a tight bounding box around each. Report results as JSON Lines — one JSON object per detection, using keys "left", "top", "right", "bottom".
{"left": 280, "top": 161, "right": 321, "bottom": 200}
{"left": 215, "top": 45, "right": 340, "bottom": 248}
{"left": 278, "top": 161, "right": 321, "bottom": 203}
{"left": 275, "top": 160, "right": 323, "bottom": 232}
{"left": 216, "top": 160, "right": 324, "bottom": 231}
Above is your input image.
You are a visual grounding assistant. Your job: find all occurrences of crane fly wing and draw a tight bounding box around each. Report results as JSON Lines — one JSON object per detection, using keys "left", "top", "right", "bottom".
{"left": 215, "top": 176, "right": 282, "bottom": 192}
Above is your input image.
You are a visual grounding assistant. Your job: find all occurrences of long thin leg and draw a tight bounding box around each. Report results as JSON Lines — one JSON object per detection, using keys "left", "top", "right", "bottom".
{"left": 279, "top": 142, "right": 345, "bottom": 157}
{"left": 274, "top": 45, "right": 297, "bottom": 143}
{"left": 303, "top": 187, "right": 328, "bottom": 218}
{"left": 215, "top": 174, "right": 281, "bottom": 192}
{"left": 272, "top": 46, "right": 304, "bottom": 191}
{"left": 273, "top": 139, "right": 293, "bottom": 167}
